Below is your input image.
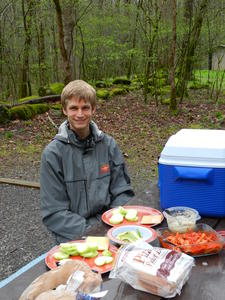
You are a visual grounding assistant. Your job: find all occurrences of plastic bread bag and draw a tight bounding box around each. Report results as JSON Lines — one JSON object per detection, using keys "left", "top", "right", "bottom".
{"left": 109, "top": 241, "right": 195, "bottom": 298}
{"left": 19, "top": 260, "right": 102, "bottom": 300}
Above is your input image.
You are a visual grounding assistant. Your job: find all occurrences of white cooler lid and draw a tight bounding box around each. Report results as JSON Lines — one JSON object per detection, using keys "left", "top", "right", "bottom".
{"left": 159, "top": 129, "right": 225, "bottom": 168}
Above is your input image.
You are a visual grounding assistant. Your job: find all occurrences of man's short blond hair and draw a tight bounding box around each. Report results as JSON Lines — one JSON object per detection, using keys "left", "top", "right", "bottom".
{"left": 61, "top": 80, "right": 96, "bottom": 109}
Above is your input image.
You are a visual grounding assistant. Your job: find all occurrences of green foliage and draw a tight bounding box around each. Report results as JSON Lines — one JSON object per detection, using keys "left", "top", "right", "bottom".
{"left": 0, "top": 105, "right": 10, "bottom": 124}
{"left": 189, "top": 124, "right": 204, "bottom": 129}
{"left": 159, "top": 85, "right": 171, "bottom": 95}
{"left": 9, "top": 104, "right": 49, "bottom": 121}
{"left": 96, "top": 89, "right": 110, "bottom": 100}
{"left": 193, "top": 70, "right": 225, "bottom": 89}
{"left": 161, "top": 98, "right": 171, "bottom": 105}
{"left": 95, "top": 80, "right": 108, "bottom": 88}
{"left": 50, "top": 82, "right": 64, "bottom": 94}
{"left": 110, "top": 88, "right": 127, "bottom": 96}
{"left": 215, "top": 111, "right": 224, "bottom": 120}
{"left": 5, "top": 131, "right": 13, "bottom": 139}
{"left": 112, "top": 77, "right": 131, "bottom": 85}
{"left": 188, "top": 81, "right": 209, "bottom": 89}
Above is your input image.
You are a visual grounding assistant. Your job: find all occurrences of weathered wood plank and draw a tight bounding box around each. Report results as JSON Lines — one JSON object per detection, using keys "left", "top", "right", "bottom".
{"left": 0, "top": 177, "right": 40, "bottom": 189}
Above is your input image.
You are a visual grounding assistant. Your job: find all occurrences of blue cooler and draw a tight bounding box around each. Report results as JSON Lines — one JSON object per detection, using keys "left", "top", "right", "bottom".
{"left": 158, "top": 129, "right": 225, "bottom": 217}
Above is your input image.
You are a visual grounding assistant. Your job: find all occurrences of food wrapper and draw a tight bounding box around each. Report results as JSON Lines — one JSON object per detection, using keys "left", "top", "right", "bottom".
{"left": 19, "top": 260, "right": 103, "bottom": 300}
{"left": 109, "top": 241, "right": 195, "bottom": 298}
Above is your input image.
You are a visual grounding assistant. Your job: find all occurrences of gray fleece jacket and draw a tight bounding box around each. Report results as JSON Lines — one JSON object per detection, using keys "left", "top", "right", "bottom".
{"left": 40, "top": 120, "right": 134, "bottom": 243}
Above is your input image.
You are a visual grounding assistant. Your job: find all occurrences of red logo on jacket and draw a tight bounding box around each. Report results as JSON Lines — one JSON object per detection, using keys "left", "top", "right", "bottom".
{"left": 100, "top": 164, "right": 110, "bottom": 174}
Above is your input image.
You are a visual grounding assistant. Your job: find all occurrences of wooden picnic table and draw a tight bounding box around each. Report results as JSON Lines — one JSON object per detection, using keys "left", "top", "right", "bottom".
{"left": 0, "top": 183, "right": 225, "bottom": 300}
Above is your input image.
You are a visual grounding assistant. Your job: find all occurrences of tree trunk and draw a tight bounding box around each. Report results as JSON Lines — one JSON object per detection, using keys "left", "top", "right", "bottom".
{"left": 141, "top": 0, "right": 161, "bottom": 103}
{"left": 176, "top": 0, "right": 209, "bottom": 102}
{"left": 51, "top": 23, "right": 59, "bottom": 82}
{"left": 127, "top": 1, "right": 141, "bottom": 79}
{"left": 38, "top": 21, "right": 47, "bottom": 87}
{"left": 0, "top": 22, "right": 2, "bottom": 97}
{"left": 20, "top": 0, "right": 35, "bottom": 98}
{"left": 170, "top": 0, "right": 177, "bottom": 111}
{"left": 53, "top": 0, "right": 72, "bottom": 84}
{"left": 63, "top": 0, "right": 76, "bottom": 79}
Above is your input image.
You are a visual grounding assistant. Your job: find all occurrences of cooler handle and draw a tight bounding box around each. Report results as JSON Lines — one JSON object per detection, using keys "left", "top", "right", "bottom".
{"left": 174, "top": 166, "right": 213, "bottom": 182}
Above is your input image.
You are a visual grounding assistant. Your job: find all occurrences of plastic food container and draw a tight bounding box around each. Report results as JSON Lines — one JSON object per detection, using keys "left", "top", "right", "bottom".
{"left": 163, "top": 207, "right": 199, "bottom": 233}
{"left": 157, "top": 223, "right": 225, "bottom": 257}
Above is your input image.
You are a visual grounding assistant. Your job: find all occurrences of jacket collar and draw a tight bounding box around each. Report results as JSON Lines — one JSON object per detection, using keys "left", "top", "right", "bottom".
{"left": 54, "top": 120, "right": 104, "bottom": 146}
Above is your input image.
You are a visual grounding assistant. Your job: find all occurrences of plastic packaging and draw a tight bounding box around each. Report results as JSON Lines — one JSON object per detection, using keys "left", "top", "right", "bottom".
{"left": 109, "top": 241, "right": 195, "bottom": 298}
{"left": 163, "top": 207, "right": 198, "bottom": 232}
{"left": 157, "top": 223, "right": 225, "bottom": 257}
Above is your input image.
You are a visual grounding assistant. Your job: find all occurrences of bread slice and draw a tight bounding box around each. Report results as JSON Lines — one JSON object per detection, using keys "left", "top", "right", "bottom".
{"left": 86, "top": 236, "right": 109, "bottom": 251}
{"left": 141, "top": 215, "right": 162, "bottom": 224}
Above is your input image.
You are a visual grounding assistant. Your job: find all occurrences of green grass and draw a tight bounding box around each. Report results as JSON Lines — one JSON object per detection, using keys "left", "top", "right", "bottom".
{"left": 193, "top": 70, "right": 225, "bottom": 89}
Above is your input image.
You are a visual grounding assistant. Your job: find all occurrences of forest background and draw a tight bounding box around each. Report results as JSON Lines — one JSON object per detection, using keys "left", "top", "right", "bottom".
{"left": 0, "top": 0, "right": 225, "bottom": 282}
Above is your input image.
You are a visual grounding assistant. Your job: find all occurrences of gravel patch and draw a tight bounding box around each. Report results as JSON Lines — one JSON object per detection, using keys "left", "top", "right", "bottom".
{"left": 0, "top": 183, "right": 55, "bottom": 281}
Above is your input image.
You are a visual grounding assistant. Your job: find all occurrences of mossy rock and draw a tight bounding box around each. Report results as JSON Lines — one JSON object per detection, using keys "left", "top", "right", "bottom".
{"left": 9, "top": 103, "right": 49, "bottom": 120}
{"left": 0, "top": 105, "right": 10, "bottom": 124}
{"left": 50, "top": 103, "right": 62, "bottom": 110}
{"left": 29, "top": 103, "right": 50, "bottom": 114}
{"left": 95, "top": 80, "right": 107, "bottom": 88}
{"left": 38, "top": 86, "right": 54, "bottom": 97}
{"left": 110, "top": 88, "right": 127, "bottom": 96}
{"left": 10, "top": 105, "right": 33, "bottom": 120}
{"left": 50, "top": 82, "right": 64, "bottom": 94}
{"left": 96, "top": 89, "right": 110, "bottom": 100}
{"left": 112, "top": 77, "right": 131, "bottom": 85}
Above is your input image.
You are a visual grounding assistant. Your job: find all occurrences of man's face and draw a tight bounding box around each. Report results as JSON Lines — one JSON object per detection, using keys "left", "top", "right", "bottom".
{"left": 63, "top": 97, "right": 96, "bottom": 138}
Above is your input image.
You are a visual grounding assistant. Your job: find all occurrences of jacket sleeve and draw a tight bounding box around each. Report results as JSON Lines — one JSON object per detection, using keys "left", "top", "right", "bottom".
{"left": 40, "top": 147, "right": 90, "bottom": 241}
{"left": 108, "top": 138, "right": 134, "bottom": 208}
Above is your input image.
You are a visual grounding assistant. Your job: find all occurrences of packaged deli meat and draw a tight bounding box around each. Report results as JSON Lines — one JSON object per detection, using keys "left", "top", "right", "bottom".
{"left": 109, "top": 241, "right": 195, "bottom": 298}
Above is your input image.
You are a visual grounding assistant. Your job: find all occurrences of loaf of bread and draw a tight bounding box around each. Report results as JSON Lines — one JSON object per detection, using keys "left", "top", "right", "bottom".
{"left": 109, "top": 242, "right": 195, "bottom": 298}
{"left": 19, "top": 260, "right": 102, "bottom": 300}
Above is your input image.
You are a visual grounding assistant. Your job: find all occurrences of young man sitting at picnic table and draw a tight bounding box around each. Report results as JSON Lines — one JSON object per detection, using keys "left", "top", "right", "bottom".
{"left": 40, "top": 80, "right": 134, "bottom": 244}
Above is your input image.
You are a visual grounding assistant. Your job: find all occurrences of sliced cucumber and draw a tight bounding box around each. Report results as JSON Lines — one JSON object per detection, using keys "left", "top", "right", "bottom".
{"left": 94, "top": 256, "right": 113, "bottom": 266}
{"left": 104, "top": 256, "right": 113, "bottom": 264}
{"left": 94, "top": 256, "right": 107, "bottom": 266}
{"left": 76, "top": 243, "right": 88, "bottom": 254}
{"left": 102, "top": 250, "right": 112, "bottom": 257}
{"left": 109, "top": 213, "right": 124, "bottom": 224}
{"left": 53, "top": 251, "right": 69, "bottom": 260}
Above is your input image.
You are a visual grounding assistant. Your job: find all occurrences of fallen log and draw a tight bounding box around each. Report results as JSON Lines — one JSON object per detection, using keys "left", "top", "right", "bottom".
{"left": 3, "top": 95, "right": 61, "bottom": 108}
{"left": 0, "top": 177, "right": 40, "bottom": 189}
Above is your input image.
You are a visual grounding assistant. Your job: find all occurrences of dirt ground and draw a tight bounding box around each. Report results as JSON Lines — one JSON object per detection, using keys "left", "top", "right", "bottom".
{"left": 0, "top": 90, "right": 225, "bottom": 281}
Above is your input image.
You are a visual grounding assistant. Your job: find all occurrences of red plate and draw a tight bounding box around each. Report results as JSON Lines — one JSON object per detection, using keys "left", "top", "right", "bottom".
{"left": 102, "top": 205, "right": 163, "bottom": 227}
{"left": 45, "top": 240, "right": 118, "bottom": 274}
